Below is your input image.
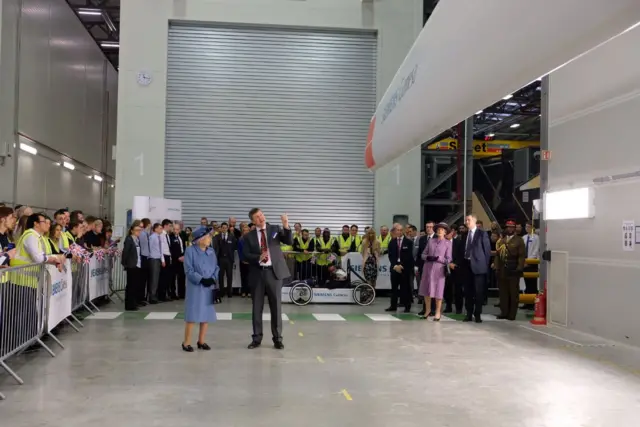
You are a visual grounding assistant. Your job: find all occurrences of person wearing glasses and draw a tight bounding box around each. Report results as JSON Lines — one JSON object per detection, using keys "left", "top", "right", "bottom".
{"left": 122, "top": 220, "right": 144, "bottom": 311}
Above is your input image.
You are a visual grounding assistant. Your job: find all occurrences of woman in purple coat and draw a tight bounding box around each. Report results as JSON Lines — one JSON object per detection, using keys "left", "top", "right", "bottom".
{"left": 419, "top": 222, "right": 452, "bottom": 321}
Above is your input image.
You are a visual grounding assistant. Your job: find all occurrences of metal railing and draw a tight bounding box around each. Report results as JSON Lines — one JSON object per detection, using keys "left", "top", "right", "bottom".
{"left": 0, "top": 254, "right": 117, "bottom": 400}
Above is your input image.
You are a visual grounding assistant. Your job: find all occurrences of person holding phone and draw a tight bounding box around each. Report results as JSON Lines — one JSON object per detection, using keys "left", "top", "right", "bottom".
{"left": 182, "top": 227, "right": 220, "bottom": 353}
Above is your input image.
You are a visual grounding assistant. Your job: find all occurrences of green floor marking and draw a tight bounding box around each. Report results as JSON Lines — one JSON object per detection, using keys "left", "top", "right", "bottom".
{"left": 232, "top": 312, "right": 252, "bottom": 320}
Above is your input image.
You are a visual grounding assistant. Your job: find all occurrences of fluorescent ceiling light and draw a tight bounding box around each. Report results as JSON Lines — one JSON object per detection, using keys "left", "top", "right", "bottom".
{"left": 19, "top": 143, "right": 37, "bottom": 155}
{"left": 78, "top": 9, "right": 102, "bottom": 16}
{"left": 54, "top": 162, "right": 61, "bottom": 166}
{"left": 544, "top": 187, "right": 595, "bottom": 220}
{"left": 93, "top": 175, "right": 103, "bottom": 182}
{"left": 110, "top": 184, "right": 115, "bottom": 188}
{"left": 101, "top": 42, "right": 119, "bottom": 48}
{"left": 87, "top": 175, "right": 92, "bottom": 179}
{"left": 487, "top": 133, "right": 495, "bottom": 137}
{"left": 510, "top": 123, "right": 520, "bottom": 129}
{"left": 63, "top": 161, "right": 75, "bottom": 170}
{"left": 503, "top": 94, "right": 513, "bottom": 100}
{"left": 475, "top": 110, "right": 483, "bottom": 115}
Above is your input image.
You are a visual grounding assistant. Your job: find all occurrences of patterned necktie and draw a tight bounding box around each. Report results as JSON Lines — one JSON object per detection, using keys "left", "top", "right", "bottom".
{"left": 260, "top": 229, "right": 269, "bottom": 262}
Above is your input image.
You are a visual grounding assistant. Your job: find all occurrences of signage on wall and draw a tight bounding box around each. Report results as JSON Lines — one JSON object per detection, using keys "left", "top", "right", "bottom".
{"left": 541, "top": 150, "right": 552, "bottom": 161}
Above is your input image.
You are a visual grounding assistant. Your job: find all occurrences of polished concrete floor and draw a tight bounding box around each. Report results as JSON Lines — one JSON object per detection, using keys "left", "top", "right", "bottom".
{"left": 1, "top": 298, "right": 639, "bottom": 426}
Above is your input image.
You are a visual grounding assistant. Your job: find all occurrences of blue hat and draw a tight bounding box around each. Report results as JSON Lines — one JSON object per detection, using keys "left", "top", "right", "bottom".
{"left": 191, "top": 226, "right": 209, "bottom": 243}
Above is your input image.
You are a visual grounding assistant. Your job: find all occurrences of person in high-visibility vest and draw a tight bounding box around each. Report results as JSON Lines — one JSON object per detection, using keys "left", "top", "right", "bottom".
{"left": 54, "top": 209, "right": 70, "bottom": 250}
{"left": 293, "top": 222, "right": 302, "bottom": 242}
{"left": 292, "top": 229, "right": 314, "bottom": 280}
{"left": 315, "top": 228, "right": 339, "bottom": 285}
{"left": 44, "top": 218, "right": 64, "bottom": 255}
{"left": 11, "top": 213, "right": 64, "bottom": 278}
{"left": 377, "top": 225, "right": 391, "bottom": 254}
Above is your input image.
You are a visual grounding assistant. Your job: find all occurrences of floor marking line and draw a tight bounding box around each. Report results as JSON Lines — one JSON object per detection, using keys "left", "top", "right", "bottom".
{"left": 519, "top": 325, "right": 583, "bottom": 346}
{"left": 298, "top": 332, "right": 304, "bottom": 337}
{"left": 289, "top": 320, "right": 295, "bottom": 325}
{"left": 316, "top": 356, "right": 325, "bottom": 364}
{"left": 341, "top": 389, "right": 352, "bottom": 401}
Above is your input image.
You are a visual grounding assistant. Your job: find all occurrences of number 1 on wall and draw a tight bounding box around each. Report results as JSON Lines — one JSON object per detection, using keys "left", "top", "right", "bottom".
{"left": 134, "top": 153, "right": 144, "bottom": 176}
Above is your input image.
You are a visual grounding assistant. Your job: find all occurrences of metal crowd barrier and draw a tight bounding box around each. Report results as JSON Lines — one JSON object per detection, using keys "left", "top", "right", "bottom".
{"left": 109, "top": 254, "right": 126, "bottom": 301}
{"left": 0, "top": 254, "right": 117, "bottom": 400}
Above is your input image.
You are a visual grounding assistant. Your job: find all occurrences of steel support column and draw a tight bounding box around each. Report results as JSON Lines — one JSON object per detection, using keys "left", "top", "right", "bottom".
{"left": 463, "top": 117, "right": 474, "bottom": 218}
{"left": 538, "top": 75, "right": 549, "bottom": 291}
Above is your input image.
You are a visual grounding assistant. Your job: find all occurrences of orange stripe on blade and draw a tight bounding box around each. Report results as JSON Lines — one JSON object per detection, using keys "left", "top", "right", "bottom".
{"left": 365, "top": 116, "right": 376, "bottom": 168}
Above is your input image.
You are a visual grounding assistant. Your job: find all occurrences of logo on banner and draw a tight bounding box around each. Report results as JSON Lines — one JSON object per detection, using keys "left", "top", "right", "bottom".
{"left": 51, "top": 279, "right": 68, "bottom": 296}
{"left": 91, "top": 267, "right": 109, "bottom": 278}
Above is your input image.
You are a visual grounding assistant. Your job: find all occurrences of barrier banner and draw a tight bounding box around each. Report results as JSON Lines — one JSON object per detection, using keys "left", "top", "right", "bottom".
{"left": 46, "top": 260, "right": 72, "bottom": 333}
{"left": 88, "top": 256, "right": 110, "bottom": 300}
{"left": 232, "top": 252, "right": 242, "bottom": 288}
{"left": 340, "top": 253, "right": 391, "bottom": 290}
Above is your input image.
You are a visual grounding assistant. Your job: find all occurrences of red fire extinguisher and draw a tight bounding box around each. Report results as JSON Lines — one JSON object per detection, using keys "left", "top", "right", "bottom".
{"left": 531, "top": 288, "right": 547, "bottom": 326}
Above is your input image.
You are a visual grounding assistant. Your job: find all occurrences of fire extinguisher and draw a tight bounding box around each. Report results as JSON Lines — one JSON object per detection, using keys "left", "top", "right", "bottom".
{"left": 531, "top": 290, "right": 547, "bottom": 325}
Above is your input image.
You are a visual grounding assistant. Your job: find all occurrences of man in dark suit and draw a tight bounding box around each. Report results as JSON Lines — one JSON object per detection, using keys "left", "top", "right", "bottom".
{"left": 386, "top": 223, "right": 415, "bottom": 313}
{"left": 169, "top": 222, "right": 186, "bottom": 299}
{"left": 214, "top": 222, "right": 237, "bottom": 299}
{"left": 453, "top": 214, "right": 491, "bottom": 323}
{"left": 242, "top": 208, "right": 292, "bottom": 350}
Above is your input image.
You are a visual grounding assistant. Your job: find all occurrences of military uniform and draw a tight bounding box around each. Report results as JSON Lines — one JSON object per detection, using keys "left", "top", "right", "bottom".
{"left": 495, "top": 230, "right": 526, "bottom": 320}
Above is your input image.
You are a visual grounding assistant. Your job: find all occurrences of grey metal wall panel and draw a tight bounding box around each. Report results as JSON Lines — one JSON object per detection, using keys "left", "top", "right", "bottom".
{"left": 165, "top": 25, "right": 376, "bottom": 230}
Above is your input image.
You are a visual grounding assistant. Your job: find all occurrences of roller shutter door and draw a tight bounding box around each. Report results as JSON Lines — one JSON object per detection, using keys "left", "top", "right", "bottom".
{"left": 164, "top": 24, "right": 377, "bottom": 230}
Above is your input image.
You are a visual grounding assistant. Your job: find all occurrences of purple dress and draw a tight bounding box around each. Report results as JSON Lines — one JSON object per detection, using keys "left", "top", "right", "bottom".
{"left": 419, "top": 238, "right": 452, "bottom": 299}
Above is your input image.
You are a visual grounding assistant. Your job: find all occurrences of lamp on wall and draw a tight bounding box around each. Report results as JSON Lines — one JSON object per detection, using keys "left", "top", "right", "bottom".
{"left": 544, "top": 187, "right": 595, "bottom": 220}
{"left": 63, "top": 161, "right": 75, "bottom": 170}
{"left": 93, "top": 175, "right": 103, "bottom": 182}
{"left": 19, "top": 143, "right": 37, "bottom": 155}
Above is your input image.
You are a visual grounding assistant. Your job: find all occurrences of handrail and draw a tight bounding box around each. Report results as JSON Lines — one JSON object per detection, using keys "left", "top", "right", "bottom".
{"left": 512, "top": 191, "right": 531, "bottom": 222}
{"left": 474, "top": 191, "right": 498, "bottom": 224}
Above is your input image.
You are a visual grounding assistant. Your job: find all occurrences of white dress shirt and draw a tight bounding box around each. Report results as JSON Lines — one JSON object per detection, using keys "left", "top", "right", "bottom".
{"left": 256, "top": 227, "right": 272, "bottom": 267}
{"left": 524, "top": 233, "right": 539, "bottom": 259}
{"left": 161, "top": 230, "right": 171, "bottom": 257}
{"left": 24, "top": 231, "right": 47, "bottom": 264}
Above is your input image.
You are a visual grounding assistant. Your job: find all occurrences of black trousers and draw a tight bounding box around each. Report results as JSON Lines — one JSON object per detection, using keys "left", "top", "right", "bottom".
{"left": 159, "top": 255, "right": 173, "bottom": 300}
{"left": 125, "top": 267, "right": 141, "bottom": 310}
{"left": 390, "top": 269, "right": 412, "bottom": 310}
{"left": 250, "top": 267, "right": 283, "bottom": 343}
{"left": 454, "top": 279, "right": 465, "bottom": 313}
{"left": 219, "top": 257, "right": 234, "bottom": 297}
{"left": 462, "top": 260, "right": 487, "bottom": 318}
{"left": 498, "top": 273, "right": 520, "bottom": 320}
{"left": 240, "top": 262, "right": 250, "bottom": 294}
{"left": 174, "top": 261, "right": 186, "bottom": 299}
{"left": 295, "top": 260, "right": 312, "bottom": 280}
{"left": 443, "top": 275, "right": 454, "bottom": 307}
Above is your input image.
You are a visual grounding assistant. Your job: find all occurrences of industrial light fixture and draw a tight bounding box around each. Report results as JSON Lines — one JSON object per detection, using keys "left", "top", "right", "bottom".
{"left": 19, "top": 143, "right": 37, "bottom": 155}
{"left": 110, "top": 184, "right": 115, "bottom": 188}
{"left": 510, "top": 123, "right": 520, "bottom": 129}
{"left": 54, "top": 162, "right": 61, "bottom": 166}
{"left": 503, "top": 94, "right": 513, "bottom": 100}
{"left": 63, "top": 161, "right": 75, "bottom": 170}
{"left": 545, "top": 187, "right": 595, "bottom": 220}
{"left": 77, "top": 8, "right": 102, "bottom": 16}
{"left": 93, "top": 175, "right": 103, "bottom": 182}
{"left": 101, "top": 42, "right": 119, "bottom": 48}
{"left": 87, "top": 175, "right": 92, "bottom": 179}
{"left": 487, "top": 133, "right": 495, "bottom": 137}
{"left": 475, "top": 110, "right": 483, "bottom": 115}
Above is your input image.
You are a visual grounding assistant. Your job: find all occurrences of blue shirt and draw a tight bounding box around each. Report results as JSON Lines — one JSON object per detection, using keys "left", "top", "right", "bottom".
{"left": 237, "top": 237, "right": 245, "bottom": 262}
{"left": 139, "top": 230, "right": 150, "bottom": 257}
{"left": 148, "top": 232, "right": 163, "bottom": 260}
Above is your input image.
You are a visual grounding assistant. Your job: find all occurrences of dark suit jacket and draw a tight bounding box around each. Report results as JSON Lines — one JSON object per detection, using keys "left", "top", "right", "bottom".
{"left": 388, "top": 236, "right": 415, "bottom": 272}
{"left": 121, "top": 235, "right": 140, "bottom": 269}
{"left": 213, "top": 232, "right": 237, "bottom": 262}
{"left": 242, "top": 224, "right": 292, "bottom": 280}
{"left": 169, "top": 233, "right": 186, "bottom": 263}
{"left": 455, "top": 229, "right": 491, "bottom": 275}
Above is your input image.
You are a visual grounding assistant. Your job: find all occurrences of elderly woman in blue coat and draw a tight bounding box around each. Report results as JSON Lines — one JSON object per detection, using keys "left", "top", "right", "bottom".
{"left": 182, "top": 227, "right": 220, "bottom": 352}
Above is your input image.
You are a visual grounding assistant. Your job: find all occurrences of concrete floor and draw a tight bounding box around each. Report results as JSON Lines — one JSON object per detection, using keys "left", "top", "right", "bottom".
{"left": 1, "top": 298, "right": 639, "bottom": 426}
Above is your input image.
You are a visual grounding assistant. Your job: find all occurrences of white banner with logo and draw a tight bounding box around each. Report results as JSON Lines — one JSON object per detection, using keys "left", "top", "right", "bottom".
{"left": 47, "top": 260, "right": 73, "bottom": 333}
{"left": 88, "top": 256, "right": 110, "bottom": 300}
{"left": 340, "top": 252, "right": 392, "bottom": 290}
{"left": 132, "top": 196, "right": 182, "bottom": 223}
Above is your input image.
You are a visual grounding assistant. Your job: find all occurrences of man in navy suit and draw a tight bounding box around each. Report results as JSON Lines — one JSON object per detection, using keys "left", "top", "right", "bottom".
{"left": 386, "top": 223, "right": 415, "bottom": 313}
{"left": 453, "top": 214, "right": 491, "bottom": 323}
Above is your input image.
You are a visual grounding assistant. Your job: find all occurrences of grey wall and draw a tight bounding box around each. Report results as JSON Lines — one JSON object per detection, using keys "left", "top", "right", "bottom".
{"left": 116, "top": 0, "right": 422, "bottom": 227}
{"left": 548, "top": 25, "right": 640, "bottom": 346}
{"left": 0, "top": 0, "right": 117, "bottom": 217}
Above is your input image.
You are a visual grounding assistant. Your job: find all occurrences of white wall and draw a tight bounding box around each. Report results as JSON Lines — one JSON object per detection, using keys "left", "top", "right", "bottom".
{"left": 0, "top": 0, "right": 117, "bottom": 217}
{"left": 548, "top": 26, "right": 640, "bottom": 346}
{"left": 116, "top": 0, "right": 422, "bottom": 226}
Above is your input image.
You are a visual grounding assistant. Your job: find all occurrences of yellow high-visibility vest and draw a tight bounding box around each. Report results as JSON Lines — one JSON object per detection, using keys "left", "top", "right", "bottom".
{"left": 339, "top": 235, "right": 362, "bottom": 253}
{"left": 294, "top": 237, "right": 312, "bottom": 262}
{"left": 377, "top": 234, "right": 391, "bottom": 251}
{"left": 9, "top": 228, "right": 43, "bottom": 288}
{"left": 315, "top": 237, "right": 334, "bottom": 266}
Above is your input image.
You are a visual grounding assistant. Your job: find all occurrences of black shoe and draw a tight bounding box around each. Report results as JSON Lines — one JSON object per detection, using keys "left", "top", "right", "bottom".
{"left": 403, "top": 307, "right": 411, "bottom": 313}
{"left": 385, "top": 307, "right": 397, "bottom": 312}
{"left": 149, "top": 299, "right": 159, "bottom": 305}
{"left": 444, "top": 306, "right": 453, "bottom": 313}
{"left": 138, "top": 301, "right": 149, "bottom": 307}
{"left": 507, "top": 317, "right": 516, "bottom": 321}
{"left": 433, "top": 317, "right": 441, "bottom": 322}
{"left": 475, "top": 317, "right": 483, "bottom": 323}
{"left": 197, "top": 342, "right": 211, "bottom": 351}
{"left": 418, "top": 308, "right": 426, "bottom": 316}
{"left": 496, "top": 315, "right": 508, "bottom": 320}
{"left": 248, "top": 341, "right": 261, "bottom": 349}
{"left": 274, "top": 342, "right": 284, "bottom": 350}
{"left": 125, "top": 306, "right": 139, "bottom": 311}
{"left": 182, "top": 344, "right": 194, "bottom": 352}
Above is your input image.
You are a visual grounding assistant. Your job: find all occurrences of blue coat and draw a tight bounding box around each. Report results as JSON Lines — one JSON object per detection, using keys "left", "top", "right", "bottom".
{"left": 184, "top": 245, "right": 220, "bottom": 323}
{"left": 456, "top": 229, "right": 491, "bottom": 275}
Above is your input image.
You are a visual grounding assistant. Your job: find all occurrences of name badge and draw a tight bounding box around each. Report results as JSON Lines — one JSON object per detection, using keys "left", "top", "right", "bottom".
{"left": 272, "top": 232, "right": 278, "bottom": 239}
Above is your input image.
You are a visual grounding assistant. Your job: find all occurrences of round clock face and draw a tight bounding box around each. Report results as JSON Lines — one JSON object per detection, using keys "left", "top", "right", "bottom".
{"left": 137, "top": 72, "right": 152, "bottom": 86}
